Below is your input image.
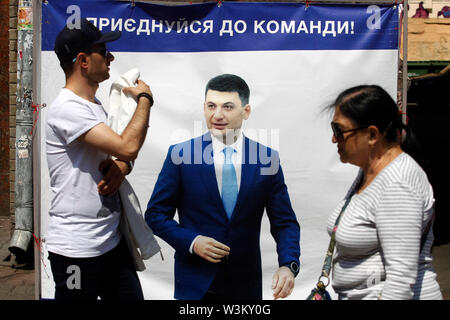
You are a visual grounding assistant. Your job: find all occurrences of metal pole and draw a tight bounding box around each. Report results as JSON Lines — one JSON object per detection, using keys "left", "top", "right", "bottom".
{"left": 9, "top": 0, "right": 34, "bottom": 265}
{"left": 32, "top": 0, "right": 42, "bottom": 299}
{"left": 402, "top": 0, "right": 408, "bottom": 123}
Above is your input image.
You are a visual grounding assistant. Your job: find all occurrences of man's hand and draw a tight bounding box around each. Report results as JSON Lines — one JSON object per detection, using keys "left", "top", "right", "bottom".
{"left": 122, "top": 79, "right": 152, "bottom": 100}
{"left": 272, "top": 266, "right": 295, "bottom": 300}
{"left": 97, "top": 159, "right": 128, "bottom": 196}
{"left": 193, "top": 236, "right": 230, "bottom": 263}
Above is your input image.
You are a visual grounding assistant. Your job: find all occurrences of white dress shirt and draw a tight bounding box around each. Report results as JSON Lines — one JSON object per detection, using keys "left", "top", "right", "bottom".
{"left": 212, "top": 131, "right": 243, "bottom": 196}
{"left": 189, "top": 130, "right": 244, "bottom": 253}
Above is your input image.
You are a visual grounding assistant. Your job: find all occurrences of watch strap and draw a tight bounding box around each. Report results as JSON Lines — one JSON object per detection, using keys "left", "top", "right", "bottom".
{"left": 284, "top": 261, "right": 300, "bottom": 277}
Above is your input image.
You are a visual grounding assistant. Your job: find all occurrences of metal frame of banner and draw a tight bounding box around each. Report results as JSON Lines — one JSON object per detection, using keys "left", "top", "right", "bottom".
{"left": 33, "top": 0, "right": 407, "bottom": 300}
{"left": 128, "top": 0, "right": 406, "bottom": 5}
{"left": 402, "top": 1, "right": 408, "bottom": 124}
{"left": 33, "top": 0, "right": 42, "bottom": 301}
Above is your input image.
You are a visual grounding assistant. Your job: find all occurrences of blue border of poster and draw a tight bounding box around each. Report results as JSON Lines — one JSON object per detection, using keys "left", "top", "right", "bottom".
{"left": 41, "top": 1, "right": 399, "bottom": 53}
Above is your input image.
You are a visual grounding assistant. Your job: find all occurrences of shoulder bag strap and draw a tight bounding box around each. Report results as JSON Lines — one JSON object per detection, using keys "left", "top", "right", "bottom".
{"left": 317, "top": 194, "right": 354, "bottom": 288}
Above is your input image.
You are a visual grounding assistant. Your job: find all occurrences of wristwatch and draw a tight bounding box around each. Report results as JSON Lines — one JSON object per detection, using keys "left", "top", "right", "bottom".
{"left": 284, "top": 261, "right": 300, "bottom": 277}
{"left": 124, "top": 160, "right": 134, "bottom": 175}
{"left": 115, "top": 159, "right": 133, "bottom": 175}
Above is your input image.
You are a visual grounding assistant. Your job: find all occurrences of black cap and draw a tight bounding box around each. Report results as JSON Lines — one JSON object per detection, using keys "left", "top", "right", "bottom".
{"left": 54, "top": 18, "right": 121, "bottom": 63}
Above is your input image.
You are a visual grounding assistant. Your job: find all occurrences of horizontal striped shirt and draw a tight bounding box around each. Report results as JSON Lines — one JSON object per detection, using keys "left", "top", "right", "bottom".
{"left": 328, "top": 152, "right": 442, "bottom": 300}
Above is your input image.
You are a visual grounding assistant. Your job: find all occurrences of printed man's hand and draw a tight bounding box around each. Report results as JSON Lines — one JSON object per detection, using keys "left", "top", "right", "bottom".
{"left": 193, "top": 236, "right": 230, "bottom": 263}
{"left": 272, "top": 266, "right": 295, "bottom": 300}
{"left": 97, "top": 159, "right": 128, "bottom": 195}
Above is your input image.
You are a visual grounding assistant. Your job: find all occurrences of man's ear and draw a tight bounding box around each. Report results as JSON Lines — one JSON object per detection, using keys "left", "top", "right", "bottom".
{"left": 243, "top": 104, "right": 251, "bottom": 120}
{"left": 76, "top": 53, "right": 89, "bottom": 70}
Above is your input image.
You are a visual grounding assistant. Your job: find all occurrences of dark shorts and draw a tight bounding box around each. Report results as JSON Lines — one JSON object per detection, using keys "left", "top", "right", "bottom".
{"left": 48, "top": 239, "right": 144, "bottom": 300}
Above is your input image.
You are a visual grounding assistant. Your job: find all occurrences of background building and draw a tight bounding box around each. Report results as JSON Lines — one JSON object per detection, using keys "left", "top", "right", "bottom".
{"left": 409, "top": 0, "right": 450, "bottom": 18}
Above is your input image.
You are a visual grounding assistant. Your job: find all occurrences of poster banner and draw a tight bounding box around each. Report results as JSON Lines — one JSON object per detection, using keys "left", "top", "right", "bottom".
{"left": 39, "top": 0, "right": 399, "bottom": 300}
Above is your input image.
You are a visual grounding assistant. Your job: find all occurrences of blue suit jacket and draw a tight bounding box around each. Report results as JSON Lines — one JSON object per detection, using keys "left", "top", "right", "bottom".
{"left": 145, "top": 132, "right": 300, "bottom": 300}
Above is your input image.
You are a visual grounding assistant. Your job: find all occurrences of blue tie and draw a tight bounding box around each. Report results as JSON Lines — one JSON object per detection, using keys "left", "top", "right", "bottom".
{"left": 222, "top": 147, "right": 238, "bottom": 219}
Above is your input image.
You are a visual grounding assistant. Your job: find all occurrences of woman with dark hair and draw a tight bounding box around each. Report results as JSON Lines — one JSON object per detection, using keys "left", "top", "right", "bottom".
{"left": 327, "top": 85, "right": 442, "bottom": 300}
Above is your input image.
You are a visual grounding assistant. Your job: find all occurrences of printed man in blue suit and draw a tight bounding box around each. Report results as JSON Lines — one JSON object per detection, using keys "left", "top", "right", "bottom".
{"left": 145, "top": 74, "right": 300, "bottom": 300}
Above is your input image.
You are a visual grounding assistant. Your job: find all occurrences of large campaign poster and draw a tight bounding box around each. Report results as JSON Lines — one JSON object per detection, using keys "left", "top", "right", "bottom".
{"left": 38, "top": 0, "right": 399, "bottom": 300}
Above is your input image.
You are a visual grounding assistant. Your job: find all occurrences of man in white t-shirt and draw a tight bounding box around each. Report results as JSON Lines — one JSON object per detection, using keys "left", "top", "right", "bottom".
{"left": 46, "top": 18, "right": 154, "bottom": 300}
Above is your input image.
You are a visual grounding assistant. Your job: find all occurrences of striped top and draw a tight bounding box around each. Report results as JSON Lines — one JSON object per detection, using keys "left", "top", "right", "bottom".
{"left": 327, "top": 152, "right": 442, "bottom": 300}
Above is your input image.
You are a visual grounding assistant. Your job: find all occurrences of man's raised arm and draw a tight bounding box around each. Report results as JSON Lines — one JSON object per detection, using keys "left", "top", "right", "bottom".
{"left": 79, "top": 79, "right": 153, "bottom": 161}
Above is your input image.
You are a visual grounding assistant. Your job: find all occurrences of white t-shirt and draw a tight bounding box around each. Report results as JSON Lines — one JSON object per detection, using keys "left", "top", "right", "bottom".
{"left": 46, "top": 88, "right": 121, "bottom": 258}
